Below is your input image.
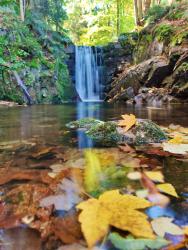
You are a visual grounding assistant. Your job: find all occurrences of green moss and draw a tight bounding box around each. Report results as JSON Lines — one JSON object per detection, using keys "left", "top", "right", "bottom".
{"left": 86, "top": 122, "right": 120, "bottom": 146}
{"left": 118, "top": 32, "right": 138, "bottom": 51}
{"left": 167, "top": 9, "right": 184, "bottom": 20}
{"left": 171, "top": 29, "right": 188, "bottom": 45}
{"left": 135, "top": 120, "right": 168, "bottom": 145}
{"left": 66, "top": 118, "right": 102, "bottom": 129}
{"left": 154, "top": 24, "right": 174, "bottom": 42}
{"left": 145, "top": 5, "right": 170, "bottom": 23}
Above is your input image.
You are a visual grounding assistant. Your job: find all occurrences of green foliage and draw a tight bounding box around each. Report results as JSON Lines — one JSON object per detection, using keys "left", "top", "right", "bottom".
{"left": 171, "top": 29, "right": 188, "bottom": 45}
{"left": 145, "top": 5, "right": 169, "bottom": 23}
{"left": 167, "top": 8, "right": 184, "bottom": 20}
{"left": 65, "top": 0, "right": 135, "bottom": 46}
{"left": 118, "top": 32, "right": 138, "bottom": 50}
{"left": 0, "top": 0, "right": 74, "bottom": 104}
{"left": 154, "top": 24, "right": 174, "bottom": 42}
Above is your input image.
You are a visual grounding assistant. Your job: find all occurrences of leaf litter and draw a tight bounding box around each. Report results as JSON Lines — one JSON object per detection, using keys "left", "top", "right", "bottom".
{"left": 0, "top": 114, "right": 188, "bottom": 249}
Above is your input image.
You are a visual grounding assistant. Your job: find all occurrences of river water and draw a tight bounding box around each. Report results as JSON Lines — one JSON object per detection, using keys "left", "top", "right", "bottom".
{"left": 0, "top": 102, "right": 188, "bottom": 144}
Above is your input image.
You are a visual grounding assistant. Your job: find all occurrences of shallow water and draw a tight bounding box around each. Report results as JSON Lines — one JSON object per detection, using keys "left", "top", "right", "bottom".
{"left": 0, "top": 102, "right": 188, "bottom": 249}
{"left": 0, "top": 102, "right": 188, "bottom": 145}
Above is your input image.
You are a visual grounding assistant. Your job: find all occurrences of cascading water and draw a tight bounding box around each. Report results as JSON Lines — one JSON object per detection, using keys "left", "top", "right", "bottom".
{"left": 75, "top": 46, "right": 102, "bottom": 102}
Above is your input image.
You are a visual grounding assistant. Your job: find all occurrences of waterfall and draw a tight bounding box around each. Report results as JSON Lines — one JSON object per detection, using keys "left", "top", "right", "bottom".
{"left": 75, "top": 46, "right": 102, "bottom": 102}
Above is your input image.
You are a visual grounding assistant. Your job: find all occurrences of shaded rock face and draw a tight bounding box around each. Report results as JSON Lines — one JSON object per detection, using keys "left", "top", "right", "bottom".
{"left": 103, "top": 33, "right": 138, "bottom": 90}
{"left": 106, "top": 4, "right": 188, "bottom": 103}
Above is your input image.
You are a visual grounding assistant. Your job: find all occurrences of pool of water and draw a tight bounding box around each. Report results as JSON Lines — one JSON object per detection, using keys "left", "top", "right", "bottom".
{"left": 0, "top": 102, "right": 188, "bottom": 249}
{"left": 0, "top": 102, "right": 188, "bottom": 145}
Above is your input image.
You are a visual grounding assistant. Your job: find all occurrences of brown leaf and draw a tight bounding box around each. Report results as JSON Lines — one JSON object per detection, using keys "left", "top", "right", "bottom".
{"left": 31, "top": 147, "right": 55, "bottom": 159}
{"left": 0, "top": 168, "right": 53, "bottom": 185}
{"left": 119, "top": 145, "right": 135, "bottom": 153}
{"left": 52, "top": 213, "right": 82, "bottom": 244}
{"left": 0, "top": 214, "right": 22, "bottom": 229}
{"left": 4, "top": 183, "right": 52, "bottom": 216}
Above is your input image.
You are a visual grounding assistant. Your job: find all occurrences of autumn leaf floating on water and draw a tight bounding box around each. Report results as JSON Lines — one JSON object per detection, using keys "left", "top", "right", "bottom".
{"left": 118, "top": 114, "right": 136, "bottom": 132}
{"left": 77, "top": 189, "right": 154, "bottom": 248}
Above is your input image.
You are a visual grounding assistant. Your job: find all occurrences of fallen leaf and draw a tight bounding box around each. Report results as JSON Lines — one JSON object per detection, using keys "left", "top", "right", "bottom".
{"left": 118, "top": 114, "right": 136, "bottom": 132}
{"left": 127, "top": 171, "right": 141, "bottom": 180}
{"left": 40, "top": 178, "right": 82, "bottom": 211}
{"left": 145, "top": 171, "right": 164, "bottom": 183}
{"left": 184, "top": 226, "right": 188, "bottom": 236}
{"left": 168, "top": 136, "right": 183, "bottom": 144}
{"left": 52, "top": 213, "right": 82, "bottom": 244}
{"left": 77, "top": 189, "right": 154, "bottom": 248}
{"left": 119, "top": 145, "right": 135, "bottom": 153}
{"left": 109, "top": 233, "right": 170, "bottom": 250}
{"left": 157, "top": 183, "right": 179, "bottom": 198}
{"left": 151, "top": 217, "right": 184, "bottom": 237}
{"left": 57, "top": 243, "right": 88, "bottom": 250}
{"left": 141, "top": 173, "right": 170, "bottom": 207}
{"left": 0, "top": 169, "right": 52, "bottom": 185}
{"left": 0, "top": 214, "right": 22, "bottom": 229}
{"left": 31, "top": 147, "right": 54, "bottom": 159}
{"left": 163, "top": 143, "right": 188, "bottom": 155}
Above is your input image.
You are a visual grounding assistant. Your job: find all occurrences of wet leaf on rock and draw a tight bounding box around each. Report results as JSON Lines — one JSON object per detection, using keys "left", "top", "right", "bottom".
{"left": 118, "top": 114, "right": 136, "bottom": 132}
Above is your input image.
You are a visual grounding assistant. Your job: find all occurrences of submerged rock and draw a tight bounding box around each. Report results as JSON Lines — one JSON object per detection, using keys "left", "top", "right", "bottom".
{"left": 134, "top": 120, "right": 168, "bottom": 145}
{"left": 67, "top": 118, "right": 168, "bottom": 146}
{"left": 66, "top": 118, "right": 102, "bottom": 129}
{"left": 86, "top": 122, "right": 120, "bottom": 146}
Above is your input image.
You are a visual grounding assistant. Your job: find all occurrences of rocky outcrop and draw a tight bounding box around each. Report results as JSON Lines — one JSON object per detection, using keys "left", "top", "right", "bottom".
{"left": 103, "top": 33, "right": 138, "bottom": 90}
{"left": 106, "top": 3, "right": 188, "bottom": 104}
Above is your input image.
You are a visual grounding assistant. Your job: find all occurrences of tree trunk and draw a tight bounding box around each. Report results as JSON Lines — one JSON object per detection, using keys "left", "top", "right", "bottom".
{"left": 138, "top": 0, "right": 143, "bottom": 23}
{"left": 20, "top": 0, "right": 25, "bottom": 21}
{"left": 133, "top": 0, "right": 139, "bottom": 25}
{"left": 143, "top": 0, "right": 151, "bottom": 15}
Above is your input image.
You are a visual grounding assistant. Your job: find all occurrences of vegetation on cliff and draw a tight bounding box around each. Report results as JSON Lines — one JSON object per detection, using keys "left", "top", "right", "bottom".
{"left": 0, "top": 0, "right": 74, "bottom": 104}
{"left": 106, "top": 1, "right": 188, "bottom": 103}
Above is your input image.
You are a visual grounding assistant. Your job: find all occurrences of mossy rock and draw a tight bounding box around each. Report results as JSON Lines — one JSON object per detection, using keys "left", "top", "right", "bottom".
{"left": 66, "top": 118, "right": 102, "bottom": 129}
{"left": 135, "top": 120, "right": 168, "bottom": 145}
{"left": 86, "top": 121, "right": 120, "bottom": 146}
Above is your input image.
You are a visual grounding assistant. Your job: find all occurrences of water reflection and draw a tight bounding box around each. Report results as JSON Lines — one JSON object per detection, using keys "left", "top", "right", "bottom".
{"left": 77, "top": 102, "right": 101, "bottom": 148}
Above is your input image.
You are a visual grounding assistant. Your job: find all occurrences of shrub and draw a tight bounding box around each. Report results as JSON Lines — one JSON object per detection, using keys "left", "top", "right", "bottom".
{"left": 145, "top": 5, "right": 170, "bottom": 23}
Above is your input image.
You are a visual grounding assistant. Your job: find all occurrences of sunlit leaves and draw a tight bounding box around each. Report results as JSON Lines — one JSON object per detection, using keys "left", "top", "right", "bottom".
{"left": 77, "top": 190, "right": 154, "bottom": 247}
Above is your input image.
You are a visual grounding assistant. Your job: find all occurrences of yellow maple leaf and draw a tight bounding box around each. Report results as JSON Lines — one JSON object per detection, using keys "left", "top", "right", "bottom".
{"left": 77, "top": 190, "right": 154, "bottom": 248}
{"left": 168, "top": 136, "right": 183, "bottom": 144}
{"left": 157, "top": 183, "right": 179, "bottom": 198}
{"left": 118, "top": 114, "right": 136, "bottom": 132}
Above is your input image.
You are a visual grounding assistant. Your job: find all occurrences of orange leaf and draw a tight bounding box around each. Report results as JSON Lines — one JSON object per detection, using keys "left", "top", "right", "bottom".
{"left": 118, "top": 114, "right": 136, "bottom": 132}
